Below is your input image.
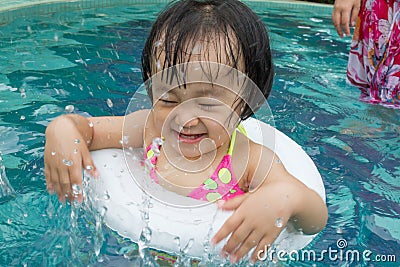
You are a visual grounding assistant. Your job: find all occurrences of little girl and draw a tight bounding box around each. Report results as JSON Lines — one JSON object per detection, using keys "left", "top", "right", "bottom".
{"left": 45, "top": 0, "right": 328, "bottom": 264}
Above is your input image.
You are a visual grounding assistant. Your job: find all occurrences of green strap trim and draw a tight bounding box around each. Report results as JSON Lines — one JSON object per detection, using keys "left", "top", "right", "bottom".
{"left": 227, "top": 124, "right": 248, "bottom": 155}
{"left": 237, "top": 123, "right": 248, "bottom": 136}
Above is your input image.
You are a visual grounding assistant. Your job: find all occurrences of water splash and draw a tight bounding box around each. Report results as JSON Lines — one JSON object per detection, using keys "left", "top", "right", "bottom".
{"left": 136, "top": 193, "right": 159, "bottom": 266}
{"left": 135, "top": 138, "right": 166, "bottom": 266}
{"left": 40, "top": 167, "right": 107, "bottom": 265}
{"left": 0, "top": 152, "right": 16, "bottom": 203}
{"left": 200, "top": 208, "right": 221, "bottom": 265}
{"left": 172, "top": 237, "right": 194, "bottom": 267}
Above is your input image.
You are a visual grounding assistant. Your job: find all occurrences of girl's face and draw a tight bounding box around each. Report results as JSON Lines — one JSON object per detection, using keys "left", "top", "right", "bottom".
{"left": 147, "top": 33, "right": 249, "bottom": 160}
{"left": 152, "top": 82, "right": 240, "bottom": 160}
{"left": 150, "top": 63, "right": 244, "bottom": 160}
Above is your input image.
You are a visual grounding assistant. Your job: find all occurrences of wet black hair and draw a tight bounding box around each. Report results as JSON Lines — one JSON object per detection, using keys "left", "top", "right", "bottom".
{"left": 141, "top": 0, "right": 274, "bottom": 120}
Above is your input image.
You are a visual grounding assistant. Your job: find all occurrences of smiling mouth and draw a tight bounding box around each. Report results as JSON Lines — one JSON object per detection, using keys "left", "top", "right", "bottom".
{"left": 175, "top": 131, "right": 207, "bottom": 143}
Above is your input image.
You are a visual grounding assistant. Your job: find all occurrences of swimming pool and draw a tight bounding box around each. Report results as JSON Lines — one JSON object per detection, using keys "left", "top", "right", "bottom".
{"left": 0, "top": 1, "right": 398, "bottom": 266}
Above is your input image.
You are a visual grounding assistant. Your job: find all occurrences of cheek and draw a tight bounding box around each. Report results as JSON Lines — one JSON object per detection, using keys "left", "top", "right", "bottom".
{"left": 207, "top": 121, "right": 231, "bottom": 144}
{"left": 152, "top": 109, "right": 166, "bottom": 127}
{"left": 153, "top": 108, "right": 174, "bottom": 130}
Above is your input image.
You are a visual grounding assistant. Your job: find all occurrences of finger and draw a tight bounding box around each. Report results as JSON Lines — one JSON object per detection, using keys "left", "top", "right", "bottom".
{"left": 222, "top": 222, "right": 252, "bottom": 255}
{"left": 332, "top": 12, "right": 343, "bottom": 38}
{"left": 51, "top": 167, "right": 62, "bottom": 198}
{"left": 231, "top": 231, "right": 263, "bottom": 264}
{"left": 211, "top": 213, "right": 244, "bottom": 245}
{"left": 44, "top": 165, "right": 54, "bottom": 194}
{"left": 58, "top": 168, "right": 71, "bottom": 202}
{"left": 217, "top": 194, "right": 247, "bottom": 210}
{"left": 81, "top": 149, "right": 98, "bottom": 178}
{"left": 69, "top": 158, "right": 83, "bottom": 202}
{"left": 342, "top": 13, "right": 351, "bottom": 37}
{"left": 251, "top": 236, "right": 274, "bottom": 264}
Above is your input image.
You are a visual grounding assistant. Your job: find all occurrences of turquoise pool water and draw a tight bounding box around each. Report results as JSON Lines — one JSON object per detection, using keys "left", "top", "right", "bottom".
{"left": 0, "top": 1, "right": 399, "bottom": 266}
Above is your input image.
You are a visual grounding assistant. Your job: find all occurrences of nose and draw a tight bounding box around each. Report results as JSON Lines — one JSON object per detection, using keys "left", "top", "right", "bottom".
{"left": 174, "top": 110, "right": 200, "bottom": 129}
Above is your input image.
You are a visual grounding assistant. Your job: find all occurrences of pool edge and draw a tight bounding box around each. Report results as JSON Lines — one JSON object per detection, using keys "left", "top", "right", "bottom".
{"left": 0, "top": 0, "right": 333, "bottom": 24}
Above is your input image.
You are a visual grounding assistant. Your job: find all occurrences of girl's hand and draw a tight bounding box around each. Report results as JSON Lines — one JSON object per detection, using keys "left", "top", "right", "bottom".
{"left": 332, "top": 0, "right": 361, "bottom": 38}
{"left": 44, "top": 115, "right": 96, "bottom": 202}
{"left": 211, "top": 182, "right": 294, "bottom": 264}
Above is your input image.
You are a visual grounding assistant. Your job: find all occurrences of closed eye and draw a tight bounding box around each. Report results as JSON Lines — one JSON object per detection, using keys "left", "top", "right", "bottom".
{"left": 199, "top": 103, "right": 219, "bottom": 111}
{"left": 159, "top": 99, "right": 178, "bottom": 106}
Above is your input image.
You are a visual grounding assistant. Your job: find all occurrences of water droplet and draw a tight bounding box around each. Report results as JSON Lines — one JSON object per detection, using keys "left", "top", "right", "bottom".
{"left": 65, "top": 105, "right": 75, "bottom": 113}
{"left": 336, "top": 227, "right": 343, "bottom": 234}
{"left": 154, "top": 39, "right": 163, "bottom": 47}
{"left": 74, "top": 139, "right": 80, "bottom": 144}
{"left": 85, "top": 165, "right": 93, "bottom": 171}
{"left": 73, "top": 148, "right": 78, "bottom": 154}
{"left": 88, "top": 121, "right": 94, "bottom": 128}
{"left": 108, "top": 71, "right": 116, "bottom": 81}
{"left": 103, "top": 191, "right": 110, "bottom": 200}
{"left": 122, "top": 135, "right": 129, "bottom": 145}
{"left": 27, "top": 26, "right": 32, "bottom": 34}
{"left": 275, "top": 217, "right": 283, "bottom": 228}
{"left": 20, "top": 115, "right": 26, "bottom": 120}
{"left": 311, "top": 116, "right": 316, "bottom": 121}
{"left": 62, "top": 159, "right": 73, "bottom": 166}
{"left": 112, "top": 153, "right": 118, "bottom": 158}
{"left": 106, "top": 98, "right": 113, "bottom": 108}
{"left": 54, "top": 33, "right": 59, "bottom": 42}
{"left": 20, "top": 88, "right": 26, "bottom": 98}
{"left": 51, "top": 151, "right": 56, "bottom": 156}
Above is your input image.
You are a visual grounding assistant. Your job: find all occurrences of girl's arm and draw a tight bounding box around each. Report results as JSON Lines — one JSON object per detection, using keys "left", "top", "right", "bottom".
{"left": 255, "top": 149, "right": 328, "bottom": 235}
{"left": 212, "top": 144, "right": 328, "bottom": 264}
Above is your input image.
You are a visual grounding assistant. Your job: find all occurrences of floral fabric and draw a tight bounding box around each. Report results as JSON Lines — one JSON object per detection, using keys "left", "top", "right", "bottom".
{"left": 347, "top": 0, "right": 400, "bottom": 107}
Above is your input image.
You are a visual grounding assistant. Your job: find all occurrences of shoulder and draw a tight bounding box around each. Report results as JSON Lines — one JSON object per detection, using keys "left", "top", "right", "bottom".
{"left": 233, "top": 131, "right": 275, "bottom": 189}
{"left": 236, "top": 131, "right": 293, "bottom": 190}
